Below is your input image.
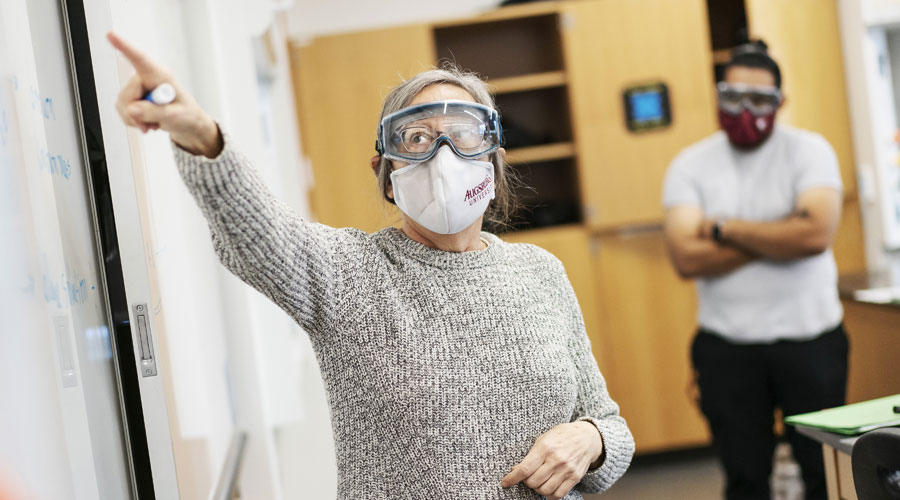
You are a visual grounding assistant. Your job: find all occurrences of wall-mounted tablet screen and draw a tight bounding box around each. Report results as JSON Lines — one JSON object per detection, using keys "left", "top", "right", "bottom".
{"left": 623, "top": 82, "right": 671, "bottom": 132}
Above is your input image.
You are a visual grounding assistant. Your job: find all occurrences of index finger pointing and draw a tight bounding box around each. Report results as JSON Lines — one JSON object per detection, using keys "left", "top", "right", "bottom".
{"left": 106, "top": 32, "right": 163, "bottom": 79}
{"left": 501, "top": 452, "right": 544, "bottom": 487}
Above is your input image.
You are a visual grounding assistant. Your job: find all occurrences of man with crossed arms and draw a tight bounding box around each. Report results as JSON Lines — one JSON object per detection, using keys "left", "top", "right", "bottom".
{"left": 662, "top": 42, "right": 848, "bottom": 500}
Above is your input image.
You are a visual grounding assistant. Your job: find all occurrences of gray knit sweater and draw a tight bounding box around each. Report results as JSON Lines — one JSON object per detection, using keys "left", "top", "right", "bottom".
{"left": 174, "top": 138, "right": 634, "bottom": 499}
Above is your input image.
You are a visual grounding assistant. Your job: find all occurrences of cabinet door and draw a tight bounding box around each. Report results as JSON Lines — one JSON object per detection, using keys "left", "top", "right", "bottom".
{"left": 745, "top": 0, "right": 856, "bottom": 196}
{"left": 291, "top": 26, "right": 435, "bottom": 232}
{"left": 592, "top": 231, "right": 709, "bottom": 452}
{"left": 833, "top": 199, "right": 867, "bottom": 274}
{"left": 745, "top": 0, "right": 866, "bottom": 274}
{"left": 841, "top": 301, "right": 900, "bottom": 403}
{"left": 562, "top": 0, "right": 719, "bottom": 230}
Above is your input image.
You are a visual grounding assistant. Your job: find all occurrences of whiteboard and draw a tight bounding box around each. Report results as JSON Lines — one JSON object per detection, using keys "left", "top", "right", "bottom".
{"left": 0, "top": 0, "right": 133, "bottom": 498}
{"left": 2, "top": 0, "right": 317, "bottom": 498}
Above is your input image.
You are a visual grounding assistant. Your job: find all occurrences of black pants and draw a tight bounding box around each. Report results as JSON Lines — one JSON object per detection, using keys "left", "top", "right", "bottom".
{"left": 691, "top": 324, "right": 849, "bottom": 500}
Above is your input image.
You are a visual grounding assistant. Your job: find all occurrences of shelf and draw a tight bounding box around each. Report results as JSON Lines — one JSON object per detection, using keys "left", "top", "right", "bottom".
{"left": 506, "top": 142, "right": 575, "bottom": 165}
{"left": 489, "top": 71, "right": 567, "bottom": 94}
{"left": 434, "top": 14, "right": 564, "bottom": 79}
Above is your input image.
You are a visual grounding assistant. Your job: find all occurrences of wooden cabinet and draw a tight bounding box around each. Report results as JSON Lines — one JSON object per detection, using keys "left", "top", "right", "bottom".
{"left": 592, "top": 231, "right": 710, "bottom": 452}
{"left": 564, "top": 0, "right": 719, "bottom": 229}
{"left": 291, "top": 25, "right": 434, "bottom": 233}
{"left": 434, "top": 6, "right": 583, "bottom": 231}
{"left": 834, "top": 200, "right": 867, "bottom": 275}
{"left": 292, "top": 2, "right": 586, "bottom": 233}
{"left": 824, "top": 444, "right": 858, "bottom": 500}
{"left": 744, "top": 0, "right": 867, "bottom": 274}
{"left": 841, "top": 301, "right": 900, "bottom": 404}
{"left": 745, "top": 0, "right": 856, "bottom": 195}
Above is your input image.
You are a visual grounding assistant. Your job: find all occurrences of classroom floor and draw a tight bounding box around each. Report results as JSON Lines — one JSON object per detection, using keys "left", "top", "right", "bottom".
{"left": 586, "top": 448, "right": 725, "bottom": 500}
{"left": 588, "top": 444, "right": 806, "bottom": 500}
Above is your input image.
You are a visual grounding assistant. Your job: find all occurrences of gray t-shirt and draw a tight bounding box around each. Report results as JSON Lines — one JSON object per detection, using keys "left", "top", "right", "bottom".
{"left": 662, "top": 125, "right": 843, "bottom": 343}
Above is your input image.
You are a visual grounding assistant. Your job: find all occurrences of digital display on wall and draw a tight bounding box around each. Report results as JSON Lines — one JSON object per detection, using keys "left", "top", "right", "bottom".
{"left": 623, "top": 82, "right": 672, "bottom": 132}
{"left": 630, "top": 91, "right": 664, "bottom": 122}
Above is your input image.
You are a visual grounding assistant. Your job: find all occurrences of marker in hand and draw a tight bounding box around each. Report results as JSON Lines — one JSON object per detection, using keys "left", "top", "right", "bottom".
{"left": 109, "top": 31, "right": 221, "bottom": 156}
{"left": 143, "top": 83, "right": 176, "bottom": 105}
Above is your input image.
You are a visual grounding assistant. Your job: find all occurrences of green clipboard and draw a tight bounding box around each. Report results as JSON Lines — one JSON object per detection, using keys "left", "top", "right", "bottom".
{"left": 785, "top": 394, "right": 900, "bottom": 435}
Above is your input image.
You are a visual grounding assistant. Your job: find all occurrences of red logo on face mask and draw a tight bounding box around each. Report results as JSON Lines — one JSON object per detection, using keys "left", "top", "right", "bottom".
{"left": 718, "top": 109, "right": 776, "bottom": 148}
{"left": 463, "top": 176, "right": 493, "bottom": 205}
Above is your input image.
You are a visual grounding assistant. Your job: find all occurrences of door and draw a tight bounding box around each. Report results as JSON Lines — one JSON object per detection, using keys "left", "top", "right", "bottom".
{"left": 562, "top": 0, "right": 719, "bottom": 230}
{"left": 592, "top": 231, "right": 709, "bottom": 452}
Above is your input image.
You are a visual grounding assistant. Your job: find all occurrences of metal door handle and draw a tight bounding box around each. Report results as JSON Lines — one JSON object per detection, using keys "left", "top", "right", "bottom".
{"left": 132, "top": 303, "right": 157, "bottom": 377}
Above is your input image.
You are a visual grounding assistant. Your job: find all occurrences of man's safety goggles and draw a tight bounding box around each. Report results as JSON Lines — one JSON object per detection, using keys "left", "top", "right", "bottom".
{"left": 716, "top": 82, "right": 783, "bottom": 117}
{"left": 375, "top": 100, "right": 503, "bottom": 162}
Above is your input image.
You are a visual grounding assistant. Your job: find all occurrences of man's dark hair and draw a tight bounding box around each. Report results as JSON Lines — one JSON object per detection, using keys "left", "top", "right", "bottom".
{"left": 723, "top": 40, "right": 782, "bottom": 89}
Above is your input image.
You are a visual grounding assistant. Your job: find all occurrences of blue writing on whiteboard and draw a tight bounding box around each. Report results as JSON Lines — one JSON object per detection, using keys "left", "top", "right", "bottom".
{"left": 66, "top": 275, "right": 88, "bottom": 306}
{"left": 40, "top": 257, "right": 93, "bottom": 309}
{"left": 42, "top": 271, "right": 62, "bottom": 309}
{"left": 42, "top": 97, "right": 55, "bottom": 120}
{"left": 28, "top": 86, "right": 55, "bottom": 120}
{"left": 38, "top": 148, "right": 72, "bottom": 180}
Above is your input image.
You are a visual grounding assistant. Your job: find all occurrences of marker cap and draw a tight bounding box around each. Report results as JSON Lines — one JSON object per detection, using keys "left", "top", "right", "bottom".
{"left": 145, "top": 83, "right": 176, "bottom": 105}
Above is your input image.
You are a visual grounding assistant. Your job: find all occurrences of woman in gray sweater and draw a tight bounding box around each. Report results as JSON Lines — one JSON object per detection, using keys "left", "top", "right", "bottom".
{"left": 108, "top": 33, "right": 633, "bottom": 500}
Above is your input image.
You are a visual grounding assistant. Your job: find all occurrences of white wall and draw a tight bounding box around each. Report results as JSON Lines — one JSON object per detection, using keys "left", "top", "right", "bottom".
{"left": 838, "top": 0, "right": 900, "bottom": 280}
{"left": 862, "top": 0, "right": 900, "bottom": 26}
{"left": 287, "top": 0, "right": 499, "bottom": 42}
{"left": 108, "top": 0, "right": 335, "bottom": 498}
{"left": 169, "top": 2, "right": 323, "bottom": 498}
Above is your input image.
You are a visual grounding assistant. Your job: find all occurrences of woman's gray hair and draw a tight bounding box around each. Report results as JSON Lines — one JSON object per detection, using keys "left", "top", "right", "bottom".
{"left": 374, "top": 63, "right": 519, "bottom": 232}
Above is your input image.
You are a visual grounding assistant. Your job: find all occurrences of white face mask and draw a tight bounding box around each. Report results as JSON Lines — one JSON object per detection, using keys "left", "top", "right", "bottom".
{"left": 390, "top": 146, "right": 496, "bottom": 235}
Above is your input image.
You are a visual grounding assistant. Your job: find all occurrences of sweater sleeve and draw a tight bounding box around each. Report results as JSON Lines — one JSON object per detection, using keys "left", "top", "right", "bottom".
{"left": 559, "top": 273, "right": 635, "bottom": 494}
{"left": 172, "top": 133, "right": 353, "bottom": 336}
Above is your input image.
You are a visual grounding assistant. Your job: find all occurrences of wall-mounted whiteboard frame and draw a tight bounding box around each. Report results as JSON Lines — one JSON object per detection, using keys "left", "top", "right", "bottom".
{"left": 61, "top": 0, "right": 180, "bottom": 497}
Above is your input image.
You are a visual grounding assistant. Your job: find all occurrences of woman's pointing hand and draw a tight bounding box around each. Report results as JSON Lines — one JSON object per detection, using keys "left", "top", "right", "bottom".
{"left": 107, "top": 32, "right": 222, "bottom": 158}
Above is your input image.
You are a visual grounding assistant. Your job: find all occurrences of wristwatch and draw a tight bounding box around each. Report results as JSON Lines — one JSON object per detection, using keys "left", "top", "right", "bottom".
{"left": 711, "top": 221, "right": 723, "bottom": 243}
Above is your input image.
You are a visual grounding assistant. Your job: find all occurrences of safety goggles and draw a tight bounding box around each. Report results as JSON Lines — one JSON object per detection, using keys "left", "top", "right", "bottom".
{"left": 375, "top": 100, "right": 503, "bottom": 162}
{"left": 716, "top": 82, "right": 783, "bottom": 117}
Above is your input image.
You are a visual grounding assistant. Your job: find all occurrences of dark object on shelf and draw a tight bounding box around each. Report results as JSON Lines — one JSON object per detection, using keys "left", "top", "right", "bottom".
{"left": 623, "top": 82, "right": 672, "bottom": 133}
{"left": 852, "top": 427, "right": 900, "bottom": 500}
{"left": 501, "top": 118, "right": 544, "bottom": 150}
{"left": 496, "top": 87, "right": 572, "bottom": 149}
{"left": 498, "top": 201, "right": 580, "bottom": 233}
{"left": 528, "top": 201, "right": 581, "bottom": 227}
{"left": 707, "top": 0, "right": 748, "bottom": 51}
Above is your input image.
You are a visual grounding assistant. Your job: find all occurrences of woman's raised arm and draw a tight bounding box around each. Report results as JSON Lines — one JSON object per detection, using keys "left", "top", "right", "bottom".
{"left": 107, "top": 33, "right": 359, "bottom": 336}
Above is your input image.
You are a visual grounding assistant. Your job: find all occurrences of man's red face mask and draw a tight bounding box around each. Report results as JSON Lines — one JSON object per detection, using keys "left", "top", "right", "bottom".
{"left": 716, "top": 82, "right": 782, "bottom": 148}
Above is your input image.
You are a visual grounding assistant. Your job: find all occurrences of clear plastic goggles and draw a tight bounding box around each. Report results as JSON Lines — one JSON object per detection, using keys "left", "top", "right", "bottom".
{"left": 716, "top": 82, "right": 782, "bottom": 117}
{"left": 376, "top": 100, "right": 503, "bottom": 162}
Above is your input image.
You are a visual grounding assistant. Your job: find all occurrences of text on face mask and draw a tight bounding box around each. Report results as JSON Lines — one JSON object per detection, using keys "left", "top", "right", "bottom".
{"left": 464, "top": 175, "right": 493, "bottom": 205}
